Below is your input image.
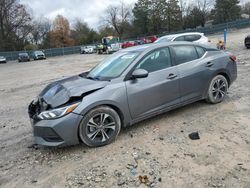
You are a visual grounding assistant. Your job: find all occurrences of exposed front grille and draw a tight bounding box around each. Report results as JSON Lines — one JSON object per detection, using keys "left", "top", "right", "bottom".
{"left": 28, "top": 98, "right": 49, "bottom": 120}
{"left": 34, "top": 127, "right": 63, "bottom": 142}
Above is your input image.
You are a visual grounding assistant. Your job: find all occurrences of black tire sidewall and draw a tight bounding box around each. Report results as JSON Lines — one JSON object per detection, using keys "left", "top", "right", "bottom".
{"left": 207, "top": 75, "right": 228, "bottom": 104}
{"left": 79, "top": 106, "right": 121, "bottom": 147}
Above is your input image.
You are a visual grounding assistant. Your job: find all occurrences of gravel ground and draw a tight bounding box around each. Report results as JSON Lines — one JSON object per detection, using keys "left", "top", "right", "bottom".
{"left": 0, "top": 28, "right": 250, "bottom": 188}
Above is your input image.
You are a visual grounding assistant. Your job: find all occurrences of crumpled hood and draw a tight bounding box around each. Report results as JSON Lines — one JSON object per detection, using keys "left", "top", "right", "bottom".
{"left": 39, "top": 75, "right": 108, "bottom": 108}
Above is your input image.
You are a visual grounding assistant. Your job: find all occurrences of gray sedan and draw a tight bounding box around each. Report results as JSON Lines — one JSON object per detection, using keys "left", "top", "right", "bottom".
{"left": 28, "top": 42, "right": 237, "bottom": 147}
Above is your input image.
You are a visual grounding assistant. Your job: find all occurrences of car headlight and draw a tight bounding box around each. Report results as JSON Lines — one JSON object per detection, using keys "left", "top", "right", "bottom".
{"left": 38, "top": 103, "right": 80, "bottom": 120}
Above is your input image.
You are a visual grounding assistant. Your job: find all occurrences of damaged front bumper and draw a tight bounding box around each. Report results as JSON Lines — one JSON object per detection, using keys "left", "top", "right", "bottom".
{"left": 28, "top": 101, "right": 82, "bottom": 147}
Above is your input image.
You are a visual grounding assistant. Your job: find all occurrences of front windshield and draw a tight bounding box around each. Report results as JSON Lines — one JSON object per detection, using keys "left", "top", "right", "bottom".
{"left": 155, "top": 36, "right": 174, "bottom": 43}
{"left": 35, "top": 51, "right": 43, "bottom": 55}
{"left": 87, "top": 51, "right": 140, "bottom": 81}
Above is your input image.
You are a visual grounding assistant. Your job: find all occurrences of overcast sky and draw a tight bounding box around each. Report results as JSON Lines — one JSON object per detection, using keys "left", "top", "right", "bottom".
{"left": 20, "top": 0, "right": 137, "bottom": 30}
{"left": 20, "top": 0, "right": 250, "bottom": 30}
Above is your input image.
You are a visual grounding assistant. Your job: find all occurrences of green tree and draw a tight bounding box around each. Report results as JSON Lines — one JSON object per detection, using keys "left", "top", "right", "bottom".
{"left": 132, "top": 0, "right": 150, "bottom": 35}
{"left": 148, "top": 0, "right": 163, "bottom": 34}
{"left": 132, "top": 0, "right": 182, "bottom": 35}
{"left": 183, "top": 7, "right": 206, "bottom": 29}
{"left": 98, "top": 26, "right": 116, "bottom": 38}
{"left": 164, "top": 0, "right": 182, "bottom": 32}
{"left": 213, "top": 0, "right": 241, "bottom": 24}
{"left": 71, "top": 20, "right": 91, "bottom": 45}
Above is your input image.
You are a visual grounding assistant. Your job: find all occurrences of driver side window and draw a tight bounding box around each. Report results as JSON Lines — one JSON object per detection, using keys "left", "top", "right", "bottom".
{"left": 136, "top": 48, "right": 172, "bottom": 73}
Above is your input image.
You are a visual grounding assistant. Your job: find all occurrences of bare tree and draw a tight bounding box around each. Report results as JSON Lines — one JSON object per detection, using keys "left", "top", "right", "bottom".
{"left": 31, "top": 18, "right": 51, "bottom": 45}
{"left": 197, "top": 0, "right": 214, "bottom": 13}
{"left": 187, "top": 0, "right": 214, "bottom": 27}
{"left": 0, "top": 0, "right": 32, "bottom": 50}
{"left": 104, "top": 1, "right": 132, "bottom": 38}
{"left": 179, "top": 0, "right": 188, "bottom": 16}
{"left": 242, "top": 2, "right": 250, "bottom": 16}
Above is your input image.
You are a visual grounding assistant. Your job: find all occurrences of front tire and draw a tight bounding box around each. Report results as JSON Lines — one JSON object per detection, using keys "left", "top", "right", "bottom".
{"left": 79, "top": 106, "right": 121, "bottom": 147}
{"left": 206, "top": 75, "right": 228, "bottom": 104}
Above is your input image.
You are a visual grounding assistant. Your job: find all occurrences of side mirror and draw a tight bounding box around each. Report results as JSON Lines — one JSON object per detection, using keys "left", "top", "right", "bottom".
{"left": 132, "top": 69, "right": 148, "bottom": 79}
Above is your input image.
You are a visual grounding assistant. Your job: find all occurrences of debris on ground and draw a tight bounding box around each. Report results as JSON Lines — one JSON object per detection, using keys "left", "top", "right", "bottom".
{"left": 139, "top": 175, "right": 149, "bottom": 184}
{"left": 27, "top": 144, "right": 39, "bottom": 150}
{"left": 189, "top": 132, "right": 200, "bottom": 140}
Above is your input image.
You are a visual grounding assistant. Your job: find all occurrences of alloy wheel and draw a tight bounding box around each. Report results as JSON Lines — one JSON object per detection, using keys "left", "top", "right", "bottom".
{"left": 212, "top": 78, "right": 227, "bottom": 101}
{"left": 86, "top": 113, "right": 116, "bottom": 143}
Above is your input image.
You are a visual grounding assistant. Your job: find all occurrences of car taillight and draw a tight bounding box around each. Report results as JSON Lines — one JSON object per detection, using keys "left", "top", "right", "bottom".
{"left": 230, "top": 55, "right": 237, "bottom": 62}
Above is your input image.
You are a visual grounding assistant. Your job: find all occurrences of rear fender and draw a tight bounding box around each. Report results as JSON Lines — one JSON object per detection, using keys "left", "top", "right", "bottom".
{"left": 202, "top": 69, "right": 230, "bottom": 99}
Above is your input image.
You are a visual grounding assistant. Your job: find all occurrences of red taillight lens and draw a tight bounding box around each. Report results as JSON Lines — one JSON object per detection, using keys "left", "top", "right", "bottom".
{"left": 230, "top": 55, "right": 237, "bottom": 62}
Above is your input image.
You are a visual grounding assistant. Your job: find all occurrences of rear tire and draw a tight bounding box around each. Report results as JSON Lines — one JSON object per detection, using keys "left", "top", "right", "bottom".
{"left": 79, "top": 106, "right": 121, "bottom": 147}
{"left": 206, "top": 75, "right": 228, "bottom": 104}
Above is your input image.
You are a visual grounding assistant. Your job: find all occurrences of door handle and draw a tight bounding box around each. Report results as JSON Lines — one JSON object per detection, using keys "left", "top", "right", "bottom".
{"left": 206, "top": 62, "right": 214, "bottom": 67}
{"left": 167, "top": 73, "right": 177, "bottom": 80}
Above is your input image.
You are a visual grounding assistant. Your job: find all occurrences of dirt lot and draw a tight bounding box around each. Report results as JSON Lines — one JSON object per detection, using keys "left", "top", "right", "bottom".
{"left": 0, "top": 28, "right": 250, "bottom": 188}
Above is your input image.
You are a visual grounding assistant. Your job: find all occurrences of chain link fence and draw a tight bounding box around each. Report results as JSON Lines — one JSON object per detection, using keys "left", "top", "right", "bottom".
{"left": 0, "top": 45, "right": 83, "bottom": 61}
{"left": 1, "top": 19, "right": 250, "bottom": 61}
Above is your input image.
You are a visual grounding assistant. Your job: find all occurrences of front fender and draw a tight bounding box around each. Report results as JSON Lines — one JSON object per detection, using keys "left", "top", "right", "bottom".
{"left": 73, "top": 83, "right": 132, "bottom": 127}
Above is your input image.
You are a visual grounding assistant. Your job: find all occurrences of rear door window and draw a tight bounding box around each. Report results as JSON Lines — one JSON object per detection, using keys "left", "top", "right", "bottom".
{"left": 172, "top": 45, "right": 199, "bottom": 65}
{"left": 195, "top": 46, "right": 206, "bottom": 58}
{"left": 185, "top": 35, "right": 201, "bottom": 42}
{"left": 174, "top": 36, "right": 185, "bottom": 41}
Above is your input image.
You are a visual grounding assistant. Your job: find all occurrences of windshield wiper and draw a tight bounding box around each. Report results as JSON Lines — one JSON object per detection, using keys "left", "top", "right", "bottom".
{"left": 86, "top": 76, "right": 96, "bottom": 80}
{"left": 86, "top": 76, "right": 100, "bottom": 81}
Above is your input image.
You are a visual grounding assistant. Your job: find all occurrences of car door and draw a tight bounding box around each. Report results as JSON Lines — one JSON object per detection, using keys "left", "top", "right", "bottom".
{"left": 171, "top": 45, "right": 209, "bottom": 102}
{"left": 125, "top": 47, "right": 180, "bottom": 119}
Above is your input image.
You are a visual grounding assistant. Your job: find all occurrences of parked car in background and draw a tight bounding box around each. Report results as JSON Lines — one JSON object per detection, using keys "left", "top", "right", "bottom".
{"left": 28, "top": 42, "right": 237, "bottom": 147}
{"left": 140, "top": 37, "right": 152, "bottom": 44}
{"left": 0, "top": 56, "right": 7, "bottom": 63}
{"left": 80, "top": 46, "right": 96, "bottom": 54}
{"left": 18, "top": 53, "right": 30, "bottom": 62}
{"left": 147, "top": 35, "right": 158, "bottom": 43}
{"left": 121, "top": 41, "right": 138, "bottom": 49}
{"left": 32, "top": 50, "right": 46, "bottom": 60}
{"left": 140, "top": 35, "right": 158, "bottom": 44}
{"left": 245, "top": 35, "right": 250, "bottom": 48}
{"left": 96, "top": 36, "right": 120, "bottom": 54}
{"left": 135, "top": 39, "right": 145, "bottom": 45}
{"left": 155, "top": 32, "right": 210, "bottom": 45}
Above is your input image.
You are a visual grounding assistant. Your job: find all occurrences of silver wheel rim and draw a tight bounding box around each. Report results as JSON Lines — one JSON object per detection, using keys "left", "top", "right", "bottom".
{"left": 212, "top": 79, "right": 227, "bottom": 101}
{"left": 86, "top": 113, "right": 116, "bottom": 143}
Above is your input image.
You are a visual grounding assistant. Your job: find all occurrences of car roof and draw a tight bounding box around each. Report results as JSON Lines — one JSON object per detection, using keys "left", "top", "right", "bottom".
{"left": 120, "top": 41, "right": 215, "bottom": 53}
{"left": 159, "top": 32, "right": 204, "bottom": 39}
